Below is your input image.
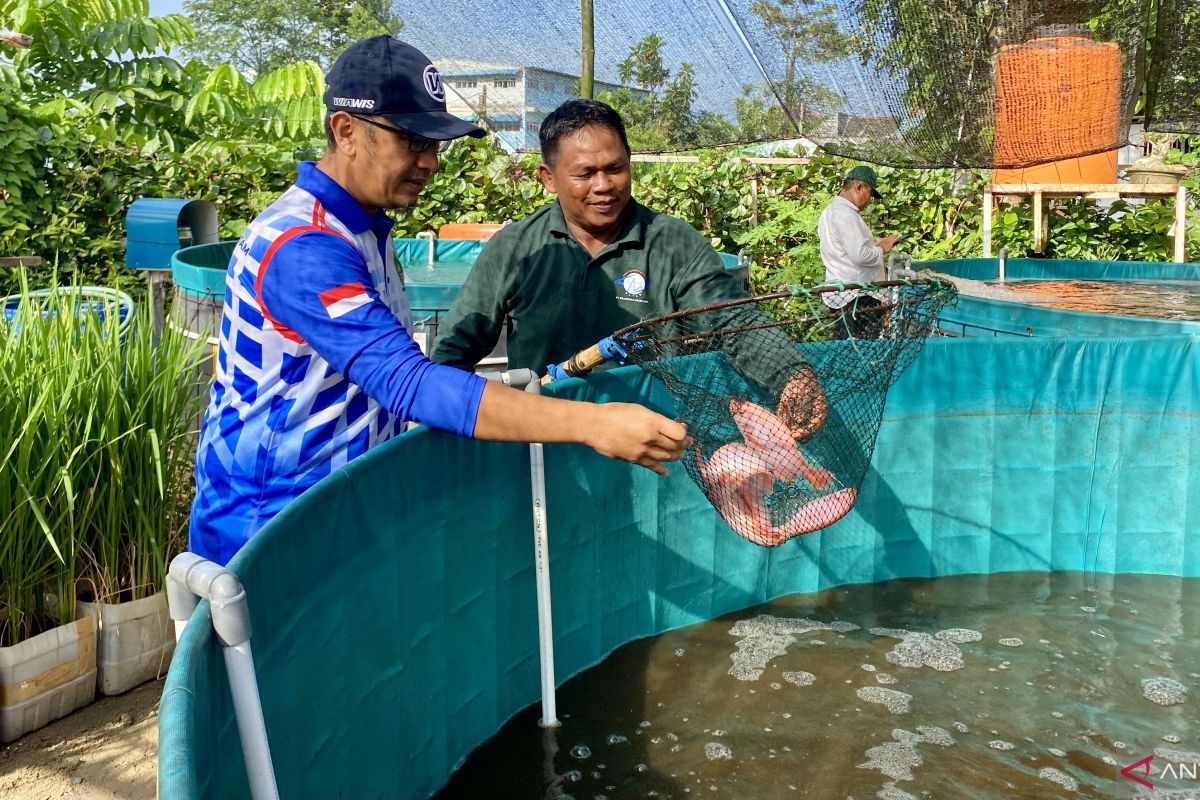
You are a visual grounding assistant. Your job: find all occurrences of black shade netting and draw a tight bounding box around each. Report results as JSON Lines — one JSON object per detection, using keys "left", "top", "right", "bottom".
{"left": 1146, "top": 0, "right": 1200, "bottom": 135}
{"left": 375, "top": 0, "right": 1195, "bottom": 167}
{"left": 612, "top": 278, "right": 957, "bottom": 546}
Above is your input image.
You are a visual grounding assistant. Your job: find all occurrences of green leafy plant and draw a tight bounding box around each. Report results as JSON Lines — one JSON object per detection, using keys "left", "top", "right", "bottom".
{"left": 0, "top": 276, "right": 205, "bottom": 644}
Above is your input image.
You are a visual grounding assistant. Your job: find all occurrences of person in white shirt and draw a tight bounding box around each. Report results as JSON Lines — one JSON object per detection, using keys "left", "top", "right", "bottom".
{"left": 817, "top": 165, "right": 900, "bottom": 339}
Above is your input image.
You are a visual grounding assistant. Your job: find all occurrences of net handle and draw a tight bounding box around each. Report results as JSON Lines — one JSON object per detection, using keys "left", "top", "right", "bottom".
{"left": 609, "top": 278, "right": 943, "bottom": 337}
{"left": 540, "top": 342, "right": 607, "bottom": 385}
{"left": 541, "top": 277, "right": 944, "bottom": 383}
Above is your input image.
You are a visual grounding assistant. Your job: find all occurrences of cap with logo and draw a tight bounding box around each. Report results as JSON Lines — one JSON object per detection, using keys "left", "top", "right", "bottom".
{"left": 323, "top": 36, "right": 485, "bottom": 141}
{"left": 846, "top": 165, "right": 882, "bottom": 199}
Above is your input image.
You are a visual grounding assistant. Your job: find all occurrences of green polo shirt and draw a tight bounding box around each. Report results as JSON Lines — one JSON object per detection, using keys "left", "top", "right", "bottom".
{"left": 432, "top": 198, "right": 748, "bottom": 373}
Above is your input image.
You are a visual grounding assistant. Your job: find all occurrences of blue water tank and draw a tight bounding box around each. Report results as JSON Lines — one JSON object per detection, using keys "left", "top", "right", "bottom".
{"left": 125, "top": 198, "right": 219, "bottom": 270}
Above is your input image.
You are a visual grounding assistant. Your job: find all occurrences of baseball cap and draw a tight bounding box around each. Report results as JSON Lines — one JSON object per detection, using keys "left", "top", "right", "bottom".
{"left": 324, "top": 36, "right": 485, "bottom": 141}
{"left": 846, "top": 165, "right": 882, "bottom": 199}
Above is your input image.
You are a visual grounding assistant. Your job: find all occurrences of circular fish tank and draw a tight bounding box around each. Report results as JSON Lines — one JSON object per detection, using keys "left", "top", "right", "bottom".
{"left": 159, "top": 258, "right": 1200, "bottom": 799}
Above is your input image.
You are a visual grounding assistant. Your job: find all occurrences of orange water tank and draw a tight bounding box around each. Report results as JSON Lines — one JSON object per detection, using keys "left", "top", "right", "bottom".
{"left": 438, "top": 223, "right": 503, "bottom": 241}
{"left": 991, "top": 25, "right": 1122, "bottom": 184}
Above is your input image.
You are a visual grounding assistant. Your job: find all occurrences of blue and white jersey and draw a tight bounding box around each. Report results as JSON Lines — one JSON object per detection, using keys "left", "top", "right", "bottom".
{"left": 190, "top": 162, "right": 486, "bottom": 565}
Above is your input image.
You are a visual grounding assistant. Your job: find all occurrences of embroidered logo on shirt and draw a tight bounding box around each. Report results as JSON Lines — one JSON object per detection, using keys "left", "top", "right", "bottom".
{"left": 615, "top": 270, "right": 649, "bottom": 303}
{"left": 319, "top": 282, "right": 372, "bottom": 319}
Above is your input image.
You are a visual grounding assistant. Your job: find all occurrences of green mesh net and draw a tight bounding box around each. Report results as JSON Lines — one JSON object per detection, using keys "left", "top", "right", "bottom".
{"left": 611, "top": 278, "right": 957, "bottom": 545}
{"left": 381, "top": 0, "right": 1199, "bottom": 166}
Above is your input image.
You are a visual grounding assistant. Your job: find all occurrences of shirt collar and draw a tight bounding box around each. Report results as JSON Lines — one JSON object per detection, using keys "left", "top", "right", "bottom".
{"left": 834, "top": 195, "right": 863, "bottom": 214}
{"left": 548, "top": 198, "right": 649, "bottom": 250}
{"left": 296, "top": 161, "right": 395, "bottom": 239}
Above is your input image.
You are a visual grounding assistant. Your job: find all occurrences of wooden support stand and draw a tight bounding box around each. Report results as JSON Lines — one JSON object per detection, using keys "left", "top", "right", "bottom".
{"left": 148, "top": 269, "right": 170, "bottom": 343}
{"left": 982, "top": 183, "right": 1189, "bottom": 263}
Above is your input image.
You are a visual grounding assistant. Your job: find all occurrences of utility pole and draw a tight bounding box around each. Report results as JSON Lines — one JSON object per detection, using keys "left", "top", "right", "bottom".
{"left": 580, "top": 0, "right": 594, "bottom": 99}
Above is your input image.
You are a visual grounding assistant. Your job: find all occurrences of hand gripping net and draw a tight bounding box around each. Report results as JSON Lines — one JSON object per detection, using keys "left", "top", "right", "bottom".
{"left": 613, "top": 278, "right": 957, "bottom": 546}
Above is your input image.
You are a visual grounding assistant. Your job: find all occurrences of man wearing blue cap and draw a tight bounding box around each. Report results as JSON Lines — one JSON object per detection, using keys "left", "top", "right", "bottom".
{"left": 188, "top": 37, "right": 689, "bottom": 566}
{"left": 818, "top": 165, "right": 900, "bottom": 339}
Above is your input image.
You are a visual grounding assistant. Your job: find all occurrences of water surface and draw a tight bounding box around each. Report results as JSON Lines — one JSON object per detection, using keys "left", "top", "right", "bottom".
{"left": 434, "top": 571, "right": 1198, "bottom": 799}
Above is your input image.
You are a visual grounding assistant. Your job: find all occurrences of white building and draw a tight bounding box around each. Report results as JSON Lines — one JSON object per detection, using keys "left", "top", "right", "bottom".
{"left": 436, "top": 60, "right": 649, "bottom": 151}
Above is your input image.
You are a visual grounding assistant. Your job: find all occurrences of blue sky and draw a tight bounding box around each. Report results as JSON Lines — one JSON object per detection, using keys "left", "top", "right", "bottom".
{"left": 148, "top": 0, "right": 185, "bottom": 15}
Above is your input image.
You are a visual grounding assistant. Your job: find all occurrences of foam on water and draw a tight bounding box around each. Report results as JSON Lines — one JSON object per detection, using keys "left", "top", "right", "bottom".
{"left": 859, "top": 740, "right": 922, "bottom": 781}
{"left": 876, "top": 783, "right": 918, "bottom": 800}
{"left": 856, "top": 687, "right": 913, "bottom": 714}
{"left": 435, "top": 572, "right": 1200, "bottom": 800}
{"left": 1155, "top": 747, "right": 1200, "bottom": 764}
{"left": 727, "top": 615, "right": 858, "bottom": 681}
{"left": 916, "top": 726, "right": 955, "bottom": 747}
{"left": 1143, "top": 677, "right": 1189, "bottom": 706}
{"left": 782, "top": 671, "right": 815, "bottom": 687}
{"left": 704, "top": 743, "right": 732, "bottom": 761}
{"left": 1038, "top": 767, "right": 1078, "bottom": 792}
{"left": 884, "top": 632, "right": 966, "bottom": 672}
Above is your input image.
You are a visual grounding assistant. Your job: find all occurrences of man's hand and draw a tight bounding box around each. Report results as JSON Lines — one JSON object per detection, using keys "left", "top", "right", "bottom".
{"left": 877, "top": 235, "right": 901, "bottom": 254}
{"left": 584, "top": 404, "right": 689, "bottom": 476}
{"left": 777, "top": 367, "right": 829, "bottom": 442}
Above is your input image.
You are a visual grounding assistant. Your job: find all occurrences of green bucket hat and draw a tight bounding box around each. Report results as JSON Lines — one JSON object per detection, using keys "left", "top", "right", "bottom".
{"left": 846, "top": 165, "right": 882, "bottom": 199}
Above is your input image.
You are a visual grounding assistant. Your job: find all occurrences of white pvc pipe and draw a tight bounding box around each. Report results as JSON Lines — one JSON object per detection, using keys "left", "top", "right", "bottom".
{"left": 224, "top": 642, "right": 280, "bottom": 800}
{"left": 1176, "top": 186, "right": 1188, "bottom": 264}
{"left": 415, "top": 230, "right": 435, "bottom": 265}
{"left": 525, "top": 379, "right": 560, "bottom": 728}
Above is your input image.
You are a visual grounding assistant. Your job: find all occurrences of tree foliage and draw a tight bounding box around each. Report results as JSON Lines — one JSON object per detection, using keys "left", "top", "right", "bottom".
{"left": 735, "top": 0, "right": 858, "bottom": 141}
{"left": 0, "top": 0, "right": 326, "bottom": 293}
{"left": 0, "top": 0, "right": 1194, "bottom": 301}
{"left": 180, "top": 0, "right": 401, "bottom": 77}
{"left": 598, "top": 34, "right": 736, "bottom": 150}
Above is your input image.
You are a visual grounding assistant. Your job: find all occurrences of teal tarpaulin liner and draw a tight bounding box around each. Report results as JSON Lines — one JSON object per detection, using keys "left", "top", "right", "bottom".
{"left": 159, "top": 335, "right": 1200, "bottom": 799}
{"left": 925, "top": 258, "right": 1200, "bottom": 338}
{"left": 393, "top": 238, "right": 485, "bottom": 266}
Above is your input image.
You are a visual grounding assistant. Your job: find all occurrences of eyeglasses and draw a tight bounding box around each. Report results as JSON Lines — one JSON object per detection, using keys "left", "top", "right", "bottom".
{"left": 351, "top": 115, "right": 451, "bottom": 154}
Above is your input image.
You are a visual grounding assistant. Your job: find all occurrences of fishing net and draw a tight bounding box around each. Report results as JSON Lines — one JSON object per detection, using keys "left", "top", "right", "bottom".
{"left": 612, "top": 278, "right": 957, "bottom": 546}
{"left": 375, "top": 0, "right": 1199, "bottom": 167}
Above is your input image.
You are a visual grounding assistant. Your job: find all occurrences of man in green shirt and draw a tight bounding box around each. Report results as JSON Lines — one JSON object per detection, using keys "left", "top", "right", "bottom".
{"left": 432, "top": 99, "right": 826, "bottom": 440}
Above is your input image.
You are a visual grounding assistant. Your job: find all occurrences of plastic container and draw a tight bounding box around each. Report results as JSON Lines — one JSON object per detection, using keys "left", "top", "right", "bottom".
{"left": 437, "top": 223, "right": 503, "bottom": 240}
{"left": 77, "top": 593, "right": 173, "bottom": 696}
{"left": 170, "top": 242, "right": 234, "bottom": 384}
{"left": 991, "top": 25, "right": 1122, "bottom": 183}
{"left": 0, "top": 616, "right": 97, "bottom": 743}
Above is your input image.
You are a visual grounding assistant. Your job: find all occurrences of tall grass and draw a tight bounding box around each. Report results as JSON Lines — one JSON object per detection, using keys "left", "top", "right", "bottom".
{"left": 0, "top": 277, "right": 206, "bottom": 645}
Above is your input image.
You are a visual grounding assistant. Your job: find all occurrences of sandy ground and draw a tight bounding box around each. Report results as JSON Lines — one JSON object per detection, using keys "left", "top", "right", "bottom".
{"left": 0, "top": 681, "right": 161, "bottom": 800}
